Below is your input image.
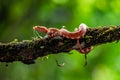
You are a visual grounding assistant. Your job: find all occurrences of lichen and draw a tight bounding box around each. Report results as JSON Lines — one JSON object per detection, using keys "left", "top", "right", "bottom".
{"left": 0, "top": 26, "right": 120, "bottom": 64}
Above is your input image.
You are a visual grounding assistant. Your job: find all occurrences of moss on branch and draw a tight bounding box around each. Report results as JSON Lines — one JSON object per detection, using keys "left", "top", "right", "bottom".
{"left": 0, "top": 26, "right": 120, "bottom": 64}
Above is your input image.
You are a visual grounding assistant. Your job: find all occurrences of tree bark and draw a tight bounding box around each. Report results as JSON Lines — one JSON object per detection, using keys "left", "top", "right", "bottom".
{"left": 0, "top": 26, "right": 120, "bottom": 64}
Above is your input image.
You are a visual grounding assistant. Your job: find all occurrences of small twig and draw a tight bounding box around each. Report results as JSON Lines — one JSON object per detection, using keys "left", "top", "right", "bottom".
{"left": 0, "top": 26, "right": 120, "bottom": 64}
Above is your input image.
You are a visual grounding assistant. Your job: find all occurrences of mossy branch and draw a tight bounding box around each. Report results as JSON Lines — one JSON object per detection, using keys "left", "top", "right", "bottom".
{"left": 0, "top": 26, "right": 120, "bottom": 64}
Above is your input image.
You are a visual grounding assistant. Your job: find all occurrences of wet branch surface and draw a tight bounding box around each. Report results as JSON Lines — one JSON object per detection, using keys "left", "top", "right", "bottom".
{"left": 0, "top": 26, "right": 120, "bottom": 64}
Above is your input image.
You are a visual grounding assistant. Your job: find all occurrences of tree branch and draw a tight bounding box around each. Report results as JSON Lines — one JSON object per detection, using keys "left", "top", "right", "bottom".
{"left": 0, "top": 26, "right": 120, "bottom": 64}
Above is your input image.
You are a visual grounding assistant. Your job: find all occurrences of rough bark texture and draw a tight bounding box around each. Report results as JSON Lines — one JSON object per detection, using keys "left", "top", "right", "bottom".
{"left": 0, "top": 26, "right": 120, "bottom": 64}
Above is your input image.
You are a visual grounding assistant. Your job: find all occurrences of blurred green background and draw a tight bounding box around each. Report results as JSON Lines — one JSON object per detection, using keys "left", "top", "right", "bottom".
{"left": 1, "top": 0, "right": 120, "bottom": 80}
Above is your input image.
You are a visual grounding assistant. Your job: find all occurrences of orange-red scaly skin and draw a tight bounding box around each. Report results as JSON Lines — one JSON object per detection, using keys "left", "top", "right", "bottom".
{"left": 33, "top": 23, "right": 93, "bottom": 54}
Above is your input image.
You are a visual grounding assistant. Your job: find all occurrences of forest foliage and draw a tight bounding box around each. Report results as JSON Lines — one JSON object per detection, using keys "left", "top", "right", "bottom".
{"left": 1, "top": 0, "right": 120, "bottom": 80}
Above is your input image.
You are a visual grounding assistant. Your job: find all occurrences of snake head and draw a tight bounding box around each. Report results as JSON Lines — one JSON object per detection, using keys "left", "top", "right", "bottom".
{"left": 33, "top": 26, "right": 48, "bottom": 33}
